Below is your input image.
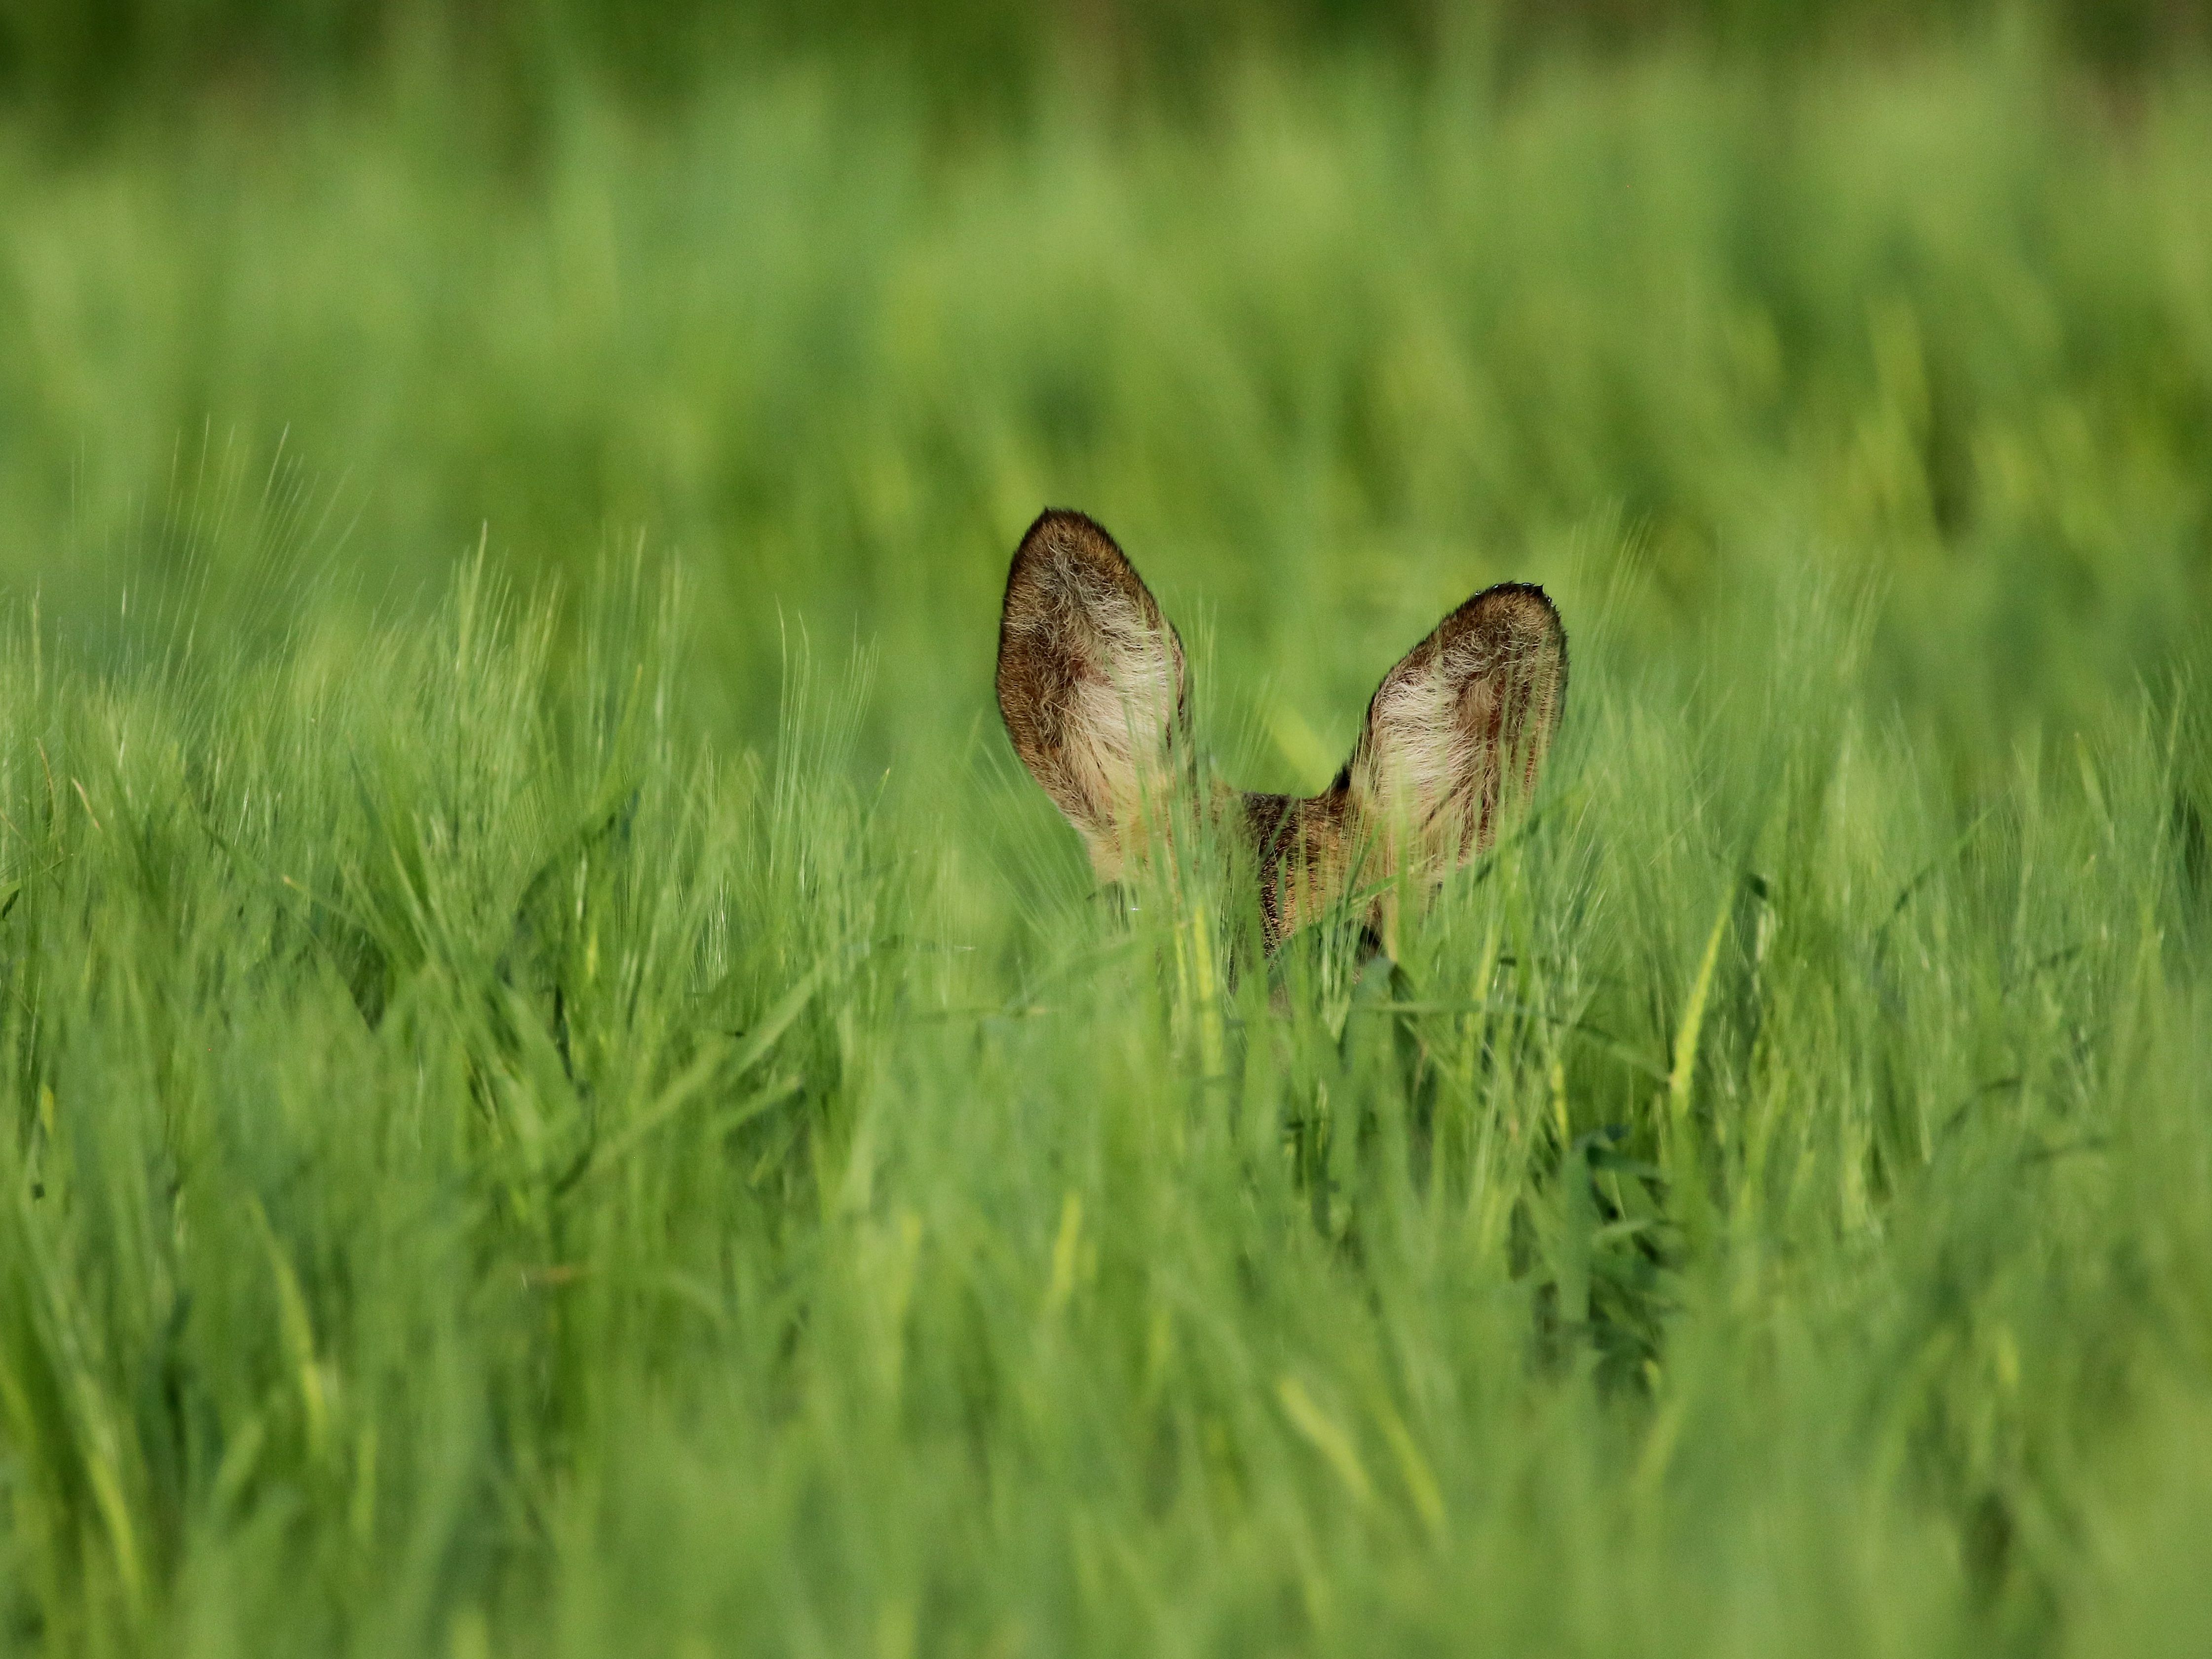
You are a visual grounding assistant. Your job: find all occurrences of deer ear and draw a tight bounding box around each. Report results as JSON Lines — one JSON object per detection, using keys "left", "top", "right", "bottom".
{"left": 1346, "top": 582, "right": 1567, "bottom": 881}
{"left": 996, "top": 510, "right": 1189, "bottom": 877}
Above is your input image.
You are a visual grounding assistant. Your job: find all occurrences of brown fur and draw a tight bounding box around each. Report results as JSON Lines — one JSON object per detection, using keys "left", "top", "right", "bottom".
{"left": 996, "top": 511, "right": 1188, "bottom": 880}
{"left": 996, "top": 510, "right": 1567, "bottom": 951}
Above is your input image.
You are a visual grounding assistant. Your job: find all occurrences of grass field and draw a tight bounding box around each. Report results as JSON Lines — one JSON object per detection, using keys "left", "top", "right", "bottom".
{"left": 3, "top": 30, "right": 2212, "bottom": 1657}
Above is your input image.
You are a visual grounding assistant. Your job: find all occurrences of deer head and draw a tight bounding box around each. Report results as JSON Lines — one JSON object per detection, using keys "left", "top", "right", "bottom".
{"left": 996, "top": 510, "right": 1568, "bottom": 953}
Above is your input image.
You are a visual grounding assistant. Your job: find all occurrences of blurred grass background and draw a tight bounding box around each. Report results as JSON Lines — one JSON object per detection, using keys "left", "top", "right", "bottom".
{"left": 0, "top": 0, "right": 2200, "bottom": 118}
{"left": 2, "top": 2, "right": 2211, "bottom": 1655}
{"left": 2, "top": 1, "right": 2209, "bottom": 772}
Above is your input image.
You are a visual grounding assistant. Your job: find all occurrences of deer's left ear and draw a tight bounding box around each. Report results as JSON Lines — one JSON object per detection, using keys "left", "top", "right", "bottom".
{"left": 996, "top": 510, "right": 1188, "bottom": 879}
{"left": 1345, "top": 582, "right": 1567, "bottom": 882}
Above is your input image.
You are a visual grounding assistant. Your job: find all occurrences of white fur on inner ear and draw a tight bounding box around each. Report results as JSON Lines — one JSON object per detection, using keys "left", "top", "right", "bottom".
{"left": 996, "top": 512, "right": 1187, "bottom": 878}
{"left": 1049, "top": 555, "right": 1181, "bottom": 833}
{"left": 1348, "top": 583, "right": 1566, "bottom": 882}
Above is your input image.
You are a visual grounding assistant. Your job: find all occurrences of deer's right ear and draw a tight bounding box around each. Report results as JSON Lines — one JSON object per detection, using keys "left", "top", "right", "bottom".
{"left": 996, "top": 510, "right": 1188, "bottom": 879}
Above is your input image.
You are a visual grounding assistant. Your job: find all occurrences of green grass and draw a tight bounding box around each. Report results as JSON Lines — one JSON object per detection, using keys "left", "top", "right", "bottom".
{"left": 3, "top": 36, "right": 2212, "bottom": 1658}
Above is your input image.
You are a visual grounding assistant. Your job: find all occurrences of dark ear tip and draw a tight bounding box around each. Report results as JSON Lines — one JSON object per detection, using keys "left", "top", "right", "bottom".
{"left": 1470, "top": 579, "right": 1564, "bottom": 629}
{"left": 1448, "top": 580, "right": 1569, "bottom": 675}
{"left": 1014, "top": 508, "right": 1124, "bottom": 564}
{"left": 1025, "top": 506, "right": 1113, "bottom": 538}
{"left": 1005, "top": 511, "right": 1140, "bottom": 614}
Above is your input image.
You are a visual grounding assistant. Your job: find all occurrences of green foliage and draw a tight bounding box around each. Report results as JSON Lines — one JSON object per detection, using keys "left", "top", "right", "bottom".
{"left": 0, "top": 0, "right": 2197, "bottom": 126}
{"left": 1, "top": 32, "right": 2211, "bottom": 1658}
